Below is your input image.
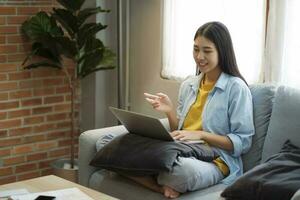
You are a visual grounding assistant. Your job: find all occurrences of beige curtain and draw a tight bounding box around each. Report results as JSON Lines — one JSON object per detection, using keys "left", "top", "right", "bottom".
{"left": 264, "top": 0, "right": 300, "bottom": 88}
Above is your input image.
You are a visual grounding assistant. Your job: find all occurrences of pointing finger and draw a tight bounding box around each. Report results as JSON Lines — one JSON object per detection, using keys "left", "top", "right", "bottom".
{"left": 156, "top": 93, "right": 168, "bottom": 98}
{"left": 145, "top": 98, "right": 155, "bottom": 104}
{"left": 144, "top": 92, "right": 160, "bottom": 99}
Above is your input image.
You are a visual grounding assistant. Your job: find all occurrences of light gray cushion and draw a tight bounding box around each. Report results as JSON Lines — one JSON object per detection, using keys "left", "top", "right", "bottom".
{"left": 261, "top": 86, "right": 300, "bottom": 162}
{"left": 242, "top": 84, "right": 276, "bottom": 171}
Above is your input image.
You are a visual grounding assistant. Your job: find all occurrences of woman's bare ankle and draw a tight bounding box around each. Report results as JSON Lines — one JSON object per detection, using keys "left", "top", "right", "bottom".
{"left": 125, "top": 175, "right": 163, "bottom": 193}
{"left": 123, "top": 175, "right": 180, "bottom": 198}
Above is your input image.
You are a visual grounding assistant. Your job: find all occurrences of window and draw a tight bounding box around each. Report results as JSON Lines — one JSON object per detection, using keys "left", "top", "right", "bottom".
{"left": 162, "top": 0, "right": 265, "bottom": 83}
{"left": 163, "top": 0, "right": 300, "bottom": 88}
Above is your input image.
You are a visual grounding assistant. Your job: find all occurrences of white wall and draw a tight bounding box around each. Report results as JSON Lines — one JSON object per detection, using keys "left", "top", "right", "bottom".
{"left": 94, "top": 0, "right": 119, "bottom": 128}
{"left": 81, "top": 0, "right": 181, "bottom": 131}
{"left": 128, "top": 0, "right": 180, "bottom": 118}
{"left": 81, "top": 0, "right": 119, "bottom": 131}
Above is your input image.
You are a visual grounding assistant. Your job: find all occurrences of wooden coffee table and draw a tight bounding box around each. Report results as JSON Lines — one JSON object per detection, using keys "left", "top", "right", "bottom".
{"left": 0, "top": 175, "right": 117, "bottom": 200}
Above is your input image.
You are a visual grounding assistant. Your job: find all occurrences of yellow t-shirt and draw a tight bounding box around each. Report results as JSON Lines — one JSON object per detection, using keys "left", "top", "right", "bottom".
{"left": 183, "top": 77, "right": 229, "bottom": 176}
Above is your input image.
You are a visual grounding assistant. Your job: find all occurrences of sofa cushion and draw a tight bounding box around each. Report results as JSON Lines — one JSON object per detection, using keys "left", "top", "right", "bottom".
{"left": 221, "top": 140, "right": 300, "bottom": 200}
{"left": 262, "top": 86, "right": 300, "bottom": 161}
{"left": 90, "top": 133, "right": 219, "bottom": 176}
{"left": 242, "top": 84, "right": 276, "bottom": 171}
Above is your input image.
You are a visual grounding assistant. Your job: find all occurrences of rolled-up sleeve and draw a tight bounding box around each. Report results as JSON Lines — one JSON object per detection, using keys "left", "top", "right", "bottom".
{"left": 176, "top": 81, "right": 186, "bottom": 119}
{"left": 227, "top": 83, "right": 255, "bottom": 157}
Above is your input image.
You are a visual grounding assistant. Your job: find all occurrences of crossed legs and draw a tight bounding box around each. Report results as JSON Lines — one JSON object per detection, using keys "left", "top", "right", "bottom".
{"left": 96, "top": 134, "right": 223, "bottom": 198}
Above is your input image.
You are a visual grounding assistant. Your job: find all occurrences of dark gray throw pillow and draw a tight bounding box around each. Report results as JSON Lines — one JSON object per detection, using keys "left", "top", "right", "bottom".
{"left": 90, "top": 133, "right": 219, "bottom": 176}
{"left": 221, "top": 140, "right": 300, "bottom": 200}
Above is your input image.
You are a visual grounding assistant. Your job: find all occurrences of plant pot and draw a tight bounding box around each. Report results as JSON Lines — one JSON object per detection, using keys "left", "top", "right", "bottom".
{"left": 51, "top": 158, "right": 78, "bottom": 183}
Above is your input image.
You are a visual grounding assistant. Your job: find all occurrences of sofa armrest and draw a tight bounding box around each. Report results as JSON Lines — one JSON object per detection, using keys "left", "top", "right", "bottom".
{"left": 78, "top": 125, "right": 128, "bottom": 186}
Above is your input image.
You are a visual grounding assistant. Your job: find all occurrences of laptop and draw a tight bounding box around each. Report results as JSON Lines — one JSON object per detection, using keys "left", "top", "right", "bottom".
{"left": 109, "top": 107, "right": 204, "bottom": 143}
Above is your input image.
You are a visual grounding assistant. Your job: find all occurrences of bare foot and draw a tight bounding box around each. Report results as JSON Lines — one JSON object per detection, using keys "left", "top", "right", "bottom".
{"left": 162, "top": 185, "right": 180, "bottom": 199}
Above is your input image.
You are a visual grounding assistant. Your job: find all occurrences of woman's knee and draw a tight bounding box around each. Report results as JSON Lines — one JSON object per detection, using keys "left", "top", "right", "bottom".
{"left": 157, "top": 157, "right": 223, "bottom": 193}
{"left": 157, "top": 157, "right": 201, "bottom": 192}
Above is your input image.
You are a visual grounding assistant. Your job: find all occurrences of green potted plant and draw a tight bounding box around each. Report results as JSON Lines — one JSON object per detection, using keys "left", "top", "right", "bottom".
{"left": 21, "top": 0, "right": 116, "bottom": 182}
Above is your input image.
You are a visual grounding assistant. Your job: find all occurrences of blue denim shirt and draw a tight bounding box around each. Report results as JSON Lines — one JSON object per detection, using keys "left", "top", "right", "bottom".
{"left": 177, "top": 72, "right": 255, "bottom": 184}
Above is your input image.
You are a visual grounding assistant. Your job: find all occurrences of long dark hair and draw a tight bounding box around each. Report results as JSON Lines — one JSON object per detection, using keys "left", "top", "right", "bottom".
{"left": 194, "top": 21, "right": 247, "bottom": 85}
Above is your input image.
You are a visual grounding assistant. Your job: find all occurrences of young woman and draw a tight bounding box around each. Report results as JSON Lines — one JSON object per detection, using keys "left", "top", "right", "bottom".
{"left": 141, "top": 21, "right": 255, "bottom": 198}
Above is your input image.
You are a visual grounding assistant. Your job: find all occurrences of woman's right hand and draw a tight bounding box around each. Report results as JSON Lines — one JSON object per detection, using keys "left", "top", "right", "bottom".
{"left": 144, "top": 92, "right": 173, "bottom": 114}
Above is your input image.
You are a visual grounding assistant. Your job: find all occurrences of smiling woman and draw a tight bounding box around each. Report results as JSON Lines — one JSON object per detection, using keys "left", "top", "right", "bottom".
{"left": 162, "top": 0, "right": 265, "bottom": 83}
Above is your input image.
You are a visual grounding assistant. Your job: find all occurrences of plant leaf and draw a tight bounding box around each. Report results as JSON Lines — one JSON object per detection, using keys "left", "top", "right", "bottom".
{"left": 55, "top": 36, "right": 77, "bottom": 59}
{"left": 32, "top": 42, "right": 61, "bottom": 63}
{"left": 22, "top": 43, "right": 41, "bottom": 66}
{"left": 84, "top": 37, "right": 104, "bottom": 52}
{"left": 77, "top": 23, "right": 107, "bottom": 48}
{"left": 77, "top": 47, "right": 104, "bottom": 68}
{"left": 56, "top": 0, "right": 85, "bottom": 12}
{"left": 21, "top": 1, "right": 116, "bottom": 81}
{"left": 52, "top": 8, "right": 78, "bottom": 37}
{"left": 49, "top": 16, "right": 64, "bottom": 37}
{"left": 21, "top": 11, "right": 63, "bottom": 65}
{"left": 22, "top": 11, "right": 63, "bottom": 41}
{"left": 78, "top": 48, "right": 116, "bottom": 78}
{"left": 99, "top": 48, "right": 116, "bottom": 67}
{"left": 22, "top": 42, "right": 62, "bottom": 69}
{"left": 78, "top": 7, "right": 110, "bottom": 27}
{"left": 77, "top": 49, "right": 103, "bottom": 76}
{"left": 35, "top": 36, "right": 62, "bottom": 61}
{"left": 76, "top": 37, "right": 104, "bottom": 64}
{"left": 23, "top": 61, "right": 62, "bottom": 70}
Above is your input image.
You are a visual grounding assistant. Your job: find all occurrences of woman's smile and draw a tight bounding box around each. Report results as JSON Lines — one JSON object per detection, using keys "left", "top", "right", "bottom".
{"left": 198, "top": 61, "right": 208, "bottom": 68}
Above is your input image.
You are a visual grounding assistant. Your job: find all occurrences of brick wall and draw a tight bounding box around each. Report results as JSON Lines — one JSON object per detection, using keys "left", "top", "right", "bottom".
{"left": 0, "top": 0, "right": 80, "bottom": 184}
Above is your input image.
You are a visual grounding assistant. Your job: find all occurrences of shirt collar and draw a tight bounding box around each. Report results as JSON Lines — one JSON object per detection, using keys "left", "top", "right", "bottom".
{"left": 189, "top": 72, "right": 229, "bottom": 93}
{"left": 189, "top": 73, "right": 203, "bottom": 93}
{"left": 214, "top": 72, "right": 229, "bottom": 91}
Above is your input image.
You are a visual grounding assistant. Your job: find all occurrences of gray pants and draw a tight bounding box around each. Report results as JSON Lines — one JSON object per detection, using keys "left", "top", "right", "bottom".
{"left": 96, "top": 134, "right": 224, "bottom": 193}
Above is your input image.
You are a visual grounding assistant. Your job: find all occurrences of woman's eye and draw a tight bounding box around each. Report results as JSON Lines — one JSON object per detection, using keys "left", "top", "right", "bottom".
{"left": 204, "top": 51, "right": 212, "bottom": 53}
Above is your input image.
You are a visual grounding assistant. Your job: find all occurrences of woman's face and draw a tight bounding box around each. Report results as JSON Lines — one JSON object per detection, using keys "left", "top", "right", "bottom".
{"left": 193, "top": 36, "right": 220, "bottom": 75}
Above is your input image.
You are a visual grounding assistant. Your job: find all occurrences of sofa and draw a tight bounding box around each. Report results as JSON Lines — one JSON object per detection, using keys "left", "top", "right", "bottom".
{"left": 79, "top": 85, "right": 300, "bottom": 200}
